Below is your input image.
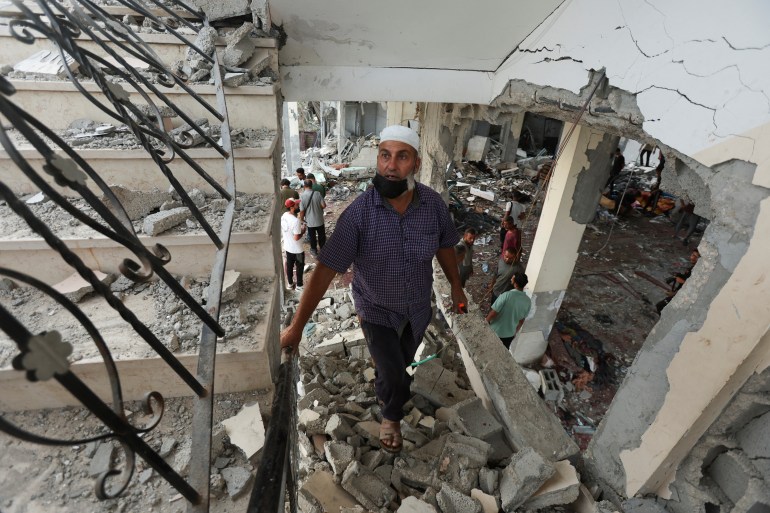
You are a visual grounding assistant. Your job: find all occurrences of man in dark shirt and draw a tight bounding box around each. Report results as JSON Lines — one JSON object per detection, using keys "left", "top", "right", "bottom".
{"left": 456, "top": 228, "right": 477, "bottom": 287}
{"left": 281, "top": 125, "right": 466, "bottom": 453}
{"left": 605, "top": 147, "right": 626, "bottom": 193}
{"left": 279, "top": 178, "right": 299, "bottom": 212}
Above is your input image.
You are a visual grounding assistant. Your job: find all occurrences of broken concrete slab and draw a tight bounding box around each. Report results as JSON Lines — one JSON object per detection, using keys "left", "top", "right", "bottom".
{"left": 450, "top": 397, "right": 504, "bottom": 443}
{"left": 203, "top": 270, "right": 240, "bottom": 303}
{"left": 436, "top": 483, "right": 482, "bottom": 513}
{"left": 142, "top": 207, "right": 190, "bottom": 236}
{"left": 499, "top": 447, "right": 556, "bottom": 512}
{"left": 412, "top": 359, "right": 474, "bottom": 408}
{"left": 14, "top": 50, "right": 78, "bottom": 78}
{"left": 394, "top": 457, "right": 440, "bottom": 491}
{"left": 521, "top": 460, "right": 581, "bottom": 510}
{"left": 223, "top": 22, "right": 256, "bottom": 67}
{"left": 433, "top": 275, "right": 579, "bottom": 460}
{"left": 478, "top": 467, "right": 499, "bottom": 495}
{"left": 469, "top": 187, "right": 495, "bottom": 202}
{"left": 300, "top": 471, "right": 358, "bottom": 512}
{"left": 223, "top": 72, "right": 249, "bottom": 87}
{"left": 220, "top": 466, "right": 253, "bottom": 498}
{"left": 341, "top": 461, "right": 397, "bottom": 511}
{"left": 53, "top": 270, "right": 112, "bottom": 303}
{"left": 398, "top": 495, "right": 438, "bottom": 513}
{"left": 470, "top": 488, "right": 499, "bottom": 513}
{"left": 324, "top": 441, "right": 355, "bottom": 476}
{"left": 298, "top": 386, "right": 332, "bottom": 410}
{"left": 106, "top": 185, "right": 169, "bottom": 221}
{"left": 220, "top": 402, "right": 265, "bottom": 459}
{"left": 466, "top": 136, "right": 491, "bottom": 161}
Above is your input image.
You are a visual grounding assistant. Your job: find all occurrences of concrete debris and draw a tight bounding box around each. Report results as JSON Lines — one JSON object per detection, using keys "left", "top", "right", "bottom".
{"left": 25, "top": 192, "right": 48, "bottom": 204}
{"left": 191, "top": 0, "right": 251, "bottom": 22}
{"left": 221, "top": 402, "right": 265, "bottom": 459}
{"left": 52, "top": 270, "right": 112, "bottom": 303}
{"left": 478, "top": 467, "right": 499, "bottom": 495}
{"left": 223, "top": 22, "right": 256, "bottom": 67}
{"left": 159, "top": 437, "right": 177, "bottom": 457}
{"left": 142, "top": 207, "right": 191, "bottom": 236}
{"left": 437, "top": 483, "right": 482, "bottom": 513}
{"left": 412, "top": 359, "right": 474, "bottom": 407}
{"left": 106, "top": 185, "right": 169, "bottom": 221}
{"left": 398, "top": 496, "right": 438, "bottom": 513}
{"left": 224, "top": 72, "right": 249, "bottom": 87}
{"left": 14, "top": 50, "right": 78, "bottom": 78}
{"left": 470, "top": 489, "right": 498, "bottom": 513}
{"left": 88, "top": 442, "right": 114, "bottom": 477}
{"left": 326, "top": 414, "right": 356, "bottom": 440}
{"left": 539, "top": 368, "right": 565, "bottom": 403}
{"left": 521, "top": 459, "right": 580, "bottom": 510}
{"left": 341, "top": 461, "right": 397, "bottom": 511}
{"left": 450, "top": 397, "right": 503, "bottom": 444}
{"left": 220, "top": 466, "right": 253, "bottom": 498}
{"left": 0, "top": 277, "right": 18, "bottom": 291}
{"left": 324, "top": 441, "right": 355, "bottom": 476}
{"left": 499, "top": 447, "right": 555, "bottom": 512}
{"left": 299, "top": 471, "right": 358, "bottom": 512}
{"left": 203, "top": 270, "right": 240, "bottom": 303}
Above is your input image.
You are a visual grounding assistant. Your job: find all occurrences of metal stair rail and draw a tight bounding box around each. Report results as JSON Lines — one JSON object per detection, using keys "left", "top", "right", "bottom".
{"left": 0, "top": 0, "right": 239, "bottom": 510}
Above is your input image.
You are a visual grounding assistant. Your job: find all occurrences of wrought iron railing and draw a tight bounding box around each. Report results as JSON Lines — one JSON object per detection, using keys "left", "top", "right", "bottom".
{"left": 0, "top": 0, "right": 252, "bottom": 510}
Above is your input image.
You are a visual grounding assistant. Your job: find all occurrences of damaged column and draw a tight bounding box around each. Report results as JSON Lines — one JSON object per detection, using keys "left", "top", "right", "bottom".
{"left": 514, "top": 123, "right": 617, "bottom": 364}
{"left": 283, "top": 101, "right": 301, "bottom": 174}
{"left": 419, "top": 102, "right": 455, "bottom": 198}
{"left": 500, "top": 111, "right": 525, "bottom": 162}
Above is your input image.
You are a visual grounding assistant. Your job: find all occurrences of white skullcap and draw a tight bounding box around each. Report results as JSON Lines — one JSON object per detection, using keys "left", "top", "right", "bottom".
{"left": 379, "top": 125, "right": 420, "bottom": 152}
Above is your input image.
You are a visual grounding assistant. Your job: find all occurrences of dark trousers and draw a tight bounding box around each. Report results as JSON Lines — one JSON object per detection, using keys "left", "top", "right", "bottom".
{"left": 285, "top": 251, "right": 304, "bottom": 286}
{"left": 360, "top": 320, "right": 420, "bottom": 422}
{"left": 308, "top": 225, "right": 326, "bottom": 253}
{"left": 640, "top": 149, "right": 651, "bottom": 167}
{"left": 500, "top": 336, "right": 514, "bottom": 349}
{"left": 499, "top": 226, "right": 507, "bottom": 247}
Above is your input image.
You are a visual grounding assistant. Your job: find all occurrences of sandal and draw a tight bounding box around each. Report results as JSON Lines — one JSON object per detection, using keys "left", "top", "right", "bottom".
{"left": 379, "top": 419, "right": 403, "bottom": 453}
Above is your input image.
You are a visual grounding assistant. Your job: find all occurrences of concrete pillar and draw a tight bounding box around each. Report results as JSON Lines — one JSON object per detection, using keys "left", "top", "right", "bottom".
{"left": 418, "top": 102, "right": 454, "bottom": 197}
{"left": 502, "top": 112, "right": 525, "bottom": 162}
{"left": 512, "top": 123, "right": 617, "bottom": 364}
{"left": 336, "top": 101, "right": 346, "bottom": 159}
{"left": 283, "top": 101, "right": 301, "bottom": 175}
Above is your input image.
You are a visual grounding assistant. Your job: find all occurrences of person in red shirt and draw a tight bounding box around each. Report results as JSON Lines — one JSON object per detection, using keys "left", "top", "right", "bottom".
{"left": 501, "top": 216, "right": 520, "bottom": 258}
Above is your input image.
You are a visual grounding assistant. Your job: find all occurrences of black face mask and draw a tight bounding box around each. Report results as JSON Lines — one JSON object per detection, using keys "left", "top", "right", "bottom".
{"left": 373, "top": 173, "right": 409, "bottom": 199}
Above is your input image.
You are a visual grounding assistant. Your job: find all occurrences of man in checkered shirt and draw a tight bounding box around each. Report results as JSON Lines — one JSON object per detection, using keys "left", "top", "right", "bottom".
{"left": 281, "top": 125, "right": 467, "bottom": 453}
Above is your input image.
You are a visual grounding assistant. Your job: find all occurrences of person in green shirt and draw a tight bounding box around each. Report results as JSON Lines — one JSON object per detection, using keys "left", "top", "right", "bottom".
{"left": 307, "top": 172, "right": 326, "bottom": 198}
{"left": 485, "top": 272, "right": 531, "bottom": 349}
{"left": 280, "top": 178, "right": 299, "bottom": 212}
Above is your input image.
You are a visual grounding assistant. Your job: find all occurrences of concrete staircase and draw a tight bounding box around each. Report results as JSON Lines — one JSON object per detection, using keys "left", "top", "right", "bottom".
{"left": 0, "top": 19, "right": 283, "bottom": 410}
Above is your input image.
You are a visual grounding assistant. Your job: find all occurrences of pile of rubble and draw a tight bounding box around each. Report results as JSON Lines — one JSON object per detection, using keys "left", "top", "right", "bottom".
{"left": 1, "top": 187, "right": 271, "bottom": 240}
{"left": 289, "top": 287, "right": 607, "bottom": 513}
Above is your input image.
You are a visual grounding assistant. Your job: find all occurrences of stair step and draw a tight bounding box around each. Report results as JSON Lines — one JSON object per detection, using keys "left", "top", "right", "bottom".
{"left": 1, "top": 28, "right": 278, "bottom": 85}
{"left": 0, "top": 193, "right": 276, "bottom": 283}
{"left": 5, "top": 79, "right": 280, "bottom": 130}
{"left": 0, "top": 274, "right": 279, "bottom": 411}
{"left": 2, "top": 143, "right": 279, "bottom": 196}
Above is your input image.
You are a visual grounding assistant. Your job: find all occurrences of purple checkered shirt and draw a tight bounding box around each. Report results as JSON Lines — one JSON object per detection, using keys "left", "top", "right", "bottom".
{"left": 319, "top": 182, "right": 459, "bottom": 343}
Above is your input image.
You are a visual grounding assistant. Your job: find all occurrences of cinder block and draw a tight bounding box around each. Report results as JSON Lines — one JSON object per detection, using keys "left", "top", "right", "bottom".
{"left": 539, "top": 369, "right": 565, "bottom": 403}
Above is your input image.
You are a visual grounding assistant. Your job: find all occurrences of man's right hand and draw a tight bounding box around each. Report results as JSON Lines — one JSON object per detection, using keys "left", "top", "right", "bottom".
{"left": 280, "top": 325, "right": 302, "bottom": 356}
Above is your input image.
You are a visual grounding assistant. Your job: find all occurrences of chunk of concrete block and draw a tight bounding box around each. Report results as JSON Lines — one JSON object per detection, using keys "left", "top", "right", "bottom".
{"left": 469, "top": 187, "right": 495, "bottom": 202}
{"left": 298, "top": 387, "right": 332, "bottom": 410}
{"left": 14, "top": 50, "right": 78, "bottom": 78}
{"left": 223, "top": 22, "right": 256, "bottom": 67}
{"left": 220, "top": 402, "right": 265, "bottom": 459}
{"left": 363, "top": 367, "right": 376, "bottom": 382}
{"left": 395, "top": 457, "right": 439, "bottom": 490}
{"left": 341, "top": 461, "right": 397, "bottom": 511}
{"left": 471, "top": 488, "right": 499, "bottom": 513}
{"left": 478, "top": 467, "right": 499, "bottom": 495}
{"left": 413, "top": 359, "right": 474, "bottom": 408}
{"left": 521, "top": 460, "right": 580, "bottom": 510}
{"left": 324, "top": 441, "right": 355, "bottom": 476}
{"left": 466, "top": 136, "right": 490, "bottom": 162}
{"left": 436, "top": 483, "right": 482, "bottom": 513}
{"left": 142, "top": 207, "right": 190, "bottom": 236}
{"left": 220, "top": 466, "right": 253, "bottom": 498}
{"left": 336, "top": 302, "right": 354, "bottom": 320}
{"left": 106, "top": 185, "right": 169, "bottom": 221}
{"left": 539, "top": 369, "right": 565, "bottom": 402}
{"left": 316, "top": 335, "right": 346, "bottom": 355}
{"left": 326, "top": 414, "right": 355, "bottom": 440}
{"left": 354, "top": 420, "right": 382, "bottom": 447}
{"left": 204, "top": 270, "right": 240, "bottom": 303}
{"left": 53, "top": 270, "right": 112, "bottom": 303}
{"left": 223, "top": 72, "right": 249, "bottom": 87}
{"left": 435, "top": 433, "right": 491, "bottom": 494}
{"left": 88, "top": 442, "right": 114, "bottom": 477}
{"left": 499, "top": 447, "right": 555, "bottom": 512}
{"left": 451, "top": 397, "right": 503, "bottom": 442}
{"left": 398, "top": 496, "right": 438, "bottom": 513}
{"left": 191, "top": 0, "right": 250, "bottom": 21}
{"left": 300, "top": 471, "right": 358, "bottom": 512}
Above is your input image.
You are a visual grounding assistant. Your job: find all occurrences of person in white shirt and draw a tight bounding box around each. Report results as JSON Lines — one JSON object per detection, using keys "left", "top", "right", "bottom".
{"left": 281, "top": 199, "right": 306, "bottom": 290}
